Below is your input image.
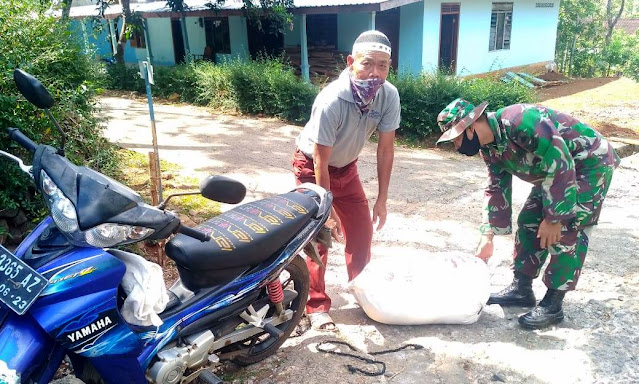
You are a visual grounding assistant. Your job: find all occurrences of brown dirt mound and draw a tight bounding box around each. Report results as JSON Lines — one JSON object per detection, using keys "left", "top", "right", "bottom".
{"left": 593, "top": 122, "right": 639, "bottom": 139}
{"left": 538, "top": 71, "right": 570, "bottom": 81}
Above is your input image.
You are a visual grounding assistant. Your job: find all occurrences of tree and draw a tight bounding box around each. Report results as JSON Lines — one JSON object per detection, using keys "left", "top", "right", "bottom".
{"left": 605, "top": 0, "right": 626, "bottom": 46}
{"left": 94, "top": 0, "right": 137, "bottom": 65}
{"left": 61, "top": 0, "right": 73, "bottom": 19}
{"left": 556, "top": 0, "right": 604, "bottom": 75}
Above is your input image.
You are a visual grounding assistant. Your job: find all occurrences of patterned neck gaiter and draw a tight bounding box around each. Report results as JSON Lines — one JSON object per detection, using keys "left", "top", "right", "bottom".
{"left": 349, "top": 71, "right": 385, "bottom": 112}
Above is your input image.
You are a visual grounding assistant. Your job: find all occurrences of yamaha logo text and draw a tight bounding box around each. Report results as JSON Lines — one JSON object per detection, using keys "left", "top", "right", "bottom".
{"left": 67, "top": 315, "right": 113, "bottom": 343}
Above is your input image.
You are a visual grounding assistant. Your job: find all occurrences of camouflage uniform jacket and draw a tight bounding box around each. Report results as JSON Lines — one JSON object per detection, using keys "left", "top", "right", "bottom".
{"left": 479, "top": 104, "right": 621, "bottom": 235}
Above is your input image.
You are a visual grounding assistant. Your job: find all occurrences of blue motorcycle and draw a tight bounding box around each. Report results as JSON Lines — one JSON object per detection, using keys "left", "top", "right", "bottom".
{"left": 0, "top": 69, "right": 331, "bottom": 383}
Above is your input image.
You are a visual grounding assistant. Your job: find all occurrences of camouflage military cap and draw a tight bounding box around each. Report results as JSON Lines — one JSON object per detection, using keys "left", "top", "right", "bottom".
{"left": 436, "top": 98, "right": 489, "bottom": 144}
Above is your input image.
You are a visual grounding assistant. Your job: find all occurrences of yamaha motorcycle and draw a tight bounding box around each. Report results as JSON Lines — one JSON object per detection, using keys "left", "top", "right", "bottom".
{"left": 0, "top": 69, "right": 331, "bottom": 383}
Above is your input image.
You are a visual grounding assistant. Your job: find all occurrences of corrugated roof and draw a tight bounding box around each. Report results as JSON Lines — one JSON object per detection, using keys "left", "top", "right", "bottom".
{"left": 68, "top": 0, "right": 410, "bottom": 18}
{"left": 616, "top": 18, "right": 639, "bottom": 35}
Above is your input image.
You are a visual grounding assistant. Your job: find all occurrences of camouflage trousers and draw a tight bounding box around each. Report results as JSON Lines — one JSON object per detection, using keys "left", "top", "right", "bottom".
{"left": 514, "top": 168, "right": 614, "bottom": 291}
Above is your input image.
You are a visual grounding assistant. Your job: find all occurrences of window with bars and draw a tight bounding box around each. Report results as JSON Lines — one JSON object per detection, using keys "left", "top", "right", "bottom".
{"left": 204, "top": 17, "right": 231, "bottom": 54}
{"left": 489, "top": 2, "right": 513, "bottom": 51}
{"left": 129, "top": 31, "right": 146, "bottom": 49}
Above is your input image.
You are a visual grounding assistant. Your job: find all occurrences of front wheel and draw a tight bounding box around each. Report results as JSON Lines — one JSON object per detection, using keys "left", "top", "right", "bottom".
{"left": 231, "top": 255, "right": 309, "bottom": 366}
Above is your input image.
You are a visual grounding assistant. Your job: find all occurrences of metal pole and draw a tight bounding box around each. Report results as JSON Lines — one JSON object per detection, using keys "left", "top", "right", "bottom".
{"left": 300, "top": 14, "right": 310, "bottom": 83}
{"left": 143, "top": 18, "right": 154, "bottom": 64}
{"left": 143, "top": 62, "right": 162, "bottom": 201}
{"left": 369, "top": 11, "right": 376, "bottom": 30}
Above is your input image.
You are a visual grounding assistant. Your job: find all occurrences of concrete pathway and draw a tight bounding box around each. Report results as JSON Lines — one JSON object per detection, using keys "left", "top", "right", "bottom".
{"left": 96, "top": 96, "right": 639, "bottom": 384}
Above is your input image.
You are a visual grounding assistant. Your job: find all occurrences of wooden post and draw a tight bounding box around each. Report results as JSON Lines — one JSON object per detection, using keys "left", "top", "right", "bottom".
{"left": 148, "top": 151, "right": 166, "bottom": 266}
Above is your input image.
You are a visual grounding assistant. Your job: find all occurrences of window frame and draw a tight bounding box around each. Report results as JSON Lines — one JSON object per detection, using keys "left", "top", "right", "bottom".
{"left": 203, "top": 17, "right": 231, "bottom": 55}
{"left": 129, "top": 31, "right": 146, "bottom": 49}
{"left": 489, "top": 2, "right": 513, "bottom": 51}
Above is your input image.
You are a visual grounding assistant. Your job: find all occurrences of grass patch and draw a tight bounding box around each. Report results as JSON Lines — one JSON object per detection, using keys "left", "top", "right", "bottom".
{"left": 117, "top": 149, "right": 220, "bottom": 223}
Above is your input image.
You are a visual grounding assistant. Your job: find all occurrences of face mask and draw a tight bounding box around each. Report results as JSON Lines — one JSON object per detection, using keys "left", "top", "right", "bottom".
{"left": 457, "top": 129, "right": 481, "bottom": 156}
{"left": 349, "top": 71, "right": 385, "bottom": 111}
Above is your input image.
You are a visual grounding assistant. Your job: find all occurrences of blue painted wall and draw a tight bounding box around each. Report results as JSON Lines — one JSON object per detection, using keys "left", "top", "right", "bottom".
{"left": 183, "top": 16, "right": 249, "bottom": 63}
{"left": 227, "top": 16, "right": 250, "bottom": 62}
{"left": 187, "top": 16, "right": 206, "bottom": 59}
{"left": 69, "top": 19, "right": 113, "bottom": 58}
{"left": 337, "top": 13, "right": 369, "bottom": 52}
{"left": 284, "top": 14, "right": 302, "bottom": 47}
{"left": 398, "top": 2, "right": 424, "bottom": 76}
{"left": 70, "top": 0, "right": 559, "bottom": 77}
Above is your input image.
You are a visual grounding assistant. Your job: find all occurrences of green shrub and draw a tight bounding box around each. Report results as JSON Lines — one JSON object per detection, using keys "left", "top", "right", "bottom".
{"left": 102, "top": 58, "right": 535, "bottom": 140}
{"left": 392, "top": 70, "right": 536, "bottom": 139}
{"left": 152, "top": 64, "right": 199, "bottom": 102}
{"left": 0, "top": 0, "right": 119, "bottom": 221}
{"left": 192, "top": 62, "right": 237, "bottom": 110}
{"left": 463, "top": 76, "right": 536, "bottom": 110}
{"left": 104, "top": 63, "right": 145, "bottom": 92}
{"left": 125, "top": 58, "right": 318, "bottom": 124}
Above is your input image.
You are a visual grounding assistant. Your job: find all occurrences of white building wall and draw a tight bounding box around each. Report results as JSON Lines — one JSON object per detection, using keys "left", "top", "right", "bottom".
{"left": 147, "top": 18, "right": 177, "bottom": 66}
{"left": 422, "top": 0, "right": 559, "bottom": 76}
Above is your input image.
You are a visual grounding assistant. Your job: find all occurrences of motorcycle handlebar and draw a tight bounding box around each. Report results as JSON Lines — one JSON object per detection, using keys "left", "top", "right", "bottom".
{"left": 178, "top": 224, "right": 211, "bottom": 242}
{"left": 7, "top": 128, "right": 37, "bottom": 154}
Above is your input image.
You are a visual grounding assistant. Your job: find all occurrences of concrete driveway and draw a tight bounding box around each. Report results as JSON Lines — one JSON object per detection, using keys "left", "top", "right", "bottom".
{"left": 97, "top": 96, "right": 639, "bottom": 384}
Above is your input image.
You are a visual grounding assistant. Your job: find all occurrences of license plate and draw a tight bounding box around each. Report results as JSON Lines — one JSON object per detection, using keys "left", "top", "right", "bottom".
{"left": 0, "top": 245, "right": 48, "bottom": 315}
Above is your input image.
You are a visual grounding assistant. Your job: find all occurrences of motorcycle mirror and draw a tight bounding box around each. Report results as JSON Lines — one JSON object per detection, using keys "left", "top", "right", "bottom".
{"left": 13, "top": 69, "right": 55, "bottom": 109}
{"left": 13, "top": 69, "right": 67, "bottom": 155}
{"left": 199, "top": 175, "right": 246, "bottom": 204}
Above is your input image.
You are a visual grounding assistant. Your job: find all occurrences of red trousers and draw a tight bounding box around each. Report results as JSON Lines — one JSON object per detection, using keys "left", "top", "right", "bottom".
{"left": 292, "top": 149, "right": 373, "bottom": 314}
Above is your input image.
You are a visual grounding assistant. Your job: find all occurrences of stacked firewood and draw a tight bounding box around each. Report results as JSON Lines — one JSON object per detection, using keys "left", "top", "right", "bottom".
{"left": 285, "top": 45, "right": 348, "bottom": 80}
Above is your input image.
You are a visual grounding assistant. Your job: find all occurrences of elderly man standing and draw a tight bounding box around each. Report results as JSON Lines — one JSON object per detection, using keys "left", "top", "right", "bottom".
{"left": 436, "top": 98, "right": 620, "bottom": 329}
{"left": 292, "top": 31, "right": 400, "bottom": 331}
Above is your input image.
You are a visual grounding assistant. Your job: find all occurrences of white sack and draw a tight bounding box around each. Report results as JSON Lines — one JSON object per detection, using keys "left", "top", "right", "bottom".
{"left": 112, "top": 251, "right": 170, "bottom": 327}
{"left": 349, "top": 252, "right": 490, "bottom": 325}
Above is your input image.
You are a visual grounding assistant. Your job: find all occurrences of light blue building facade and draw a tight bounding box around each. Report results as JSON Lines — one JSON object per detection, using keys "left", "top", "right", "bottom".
{"left": 70, "top": 0, "right": 560, "bottom": 77}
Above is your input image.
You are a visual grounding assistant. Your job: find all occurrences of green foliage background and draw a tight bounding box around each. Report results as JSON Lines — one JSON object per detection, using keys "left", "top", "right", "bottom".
{"left": 556, "top": 0, "right": 639, "bottom": 80}
{"left": 0, "top": 0, "right": 118, "bottom": 222}
{"left": 106, "top": 60, "right": 534, "bottom": 138}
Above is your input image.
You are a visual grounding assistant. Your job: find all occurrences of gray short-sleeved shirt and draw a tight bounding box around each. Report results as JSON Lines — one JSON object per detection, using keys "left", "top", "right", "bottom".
{"left": 296, "top": 70, "right": 401, "bottom": 168}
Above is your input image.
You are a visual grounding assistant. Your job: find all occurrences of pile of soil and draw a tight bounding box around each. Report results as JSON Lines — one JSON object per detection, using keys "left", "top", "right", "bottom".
{"left": 538, "top": 71, "right": 570, "bottom": 81}
{"left": 594, "top": 122, "right": 639, "bottom": 139}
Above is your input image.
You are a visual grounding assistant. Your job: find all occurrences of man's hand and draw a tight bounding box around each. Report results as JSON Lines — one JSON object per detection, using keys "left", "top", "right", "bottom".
{"left": 475, "top": 234, "right": 494, "bottom": 263}
{"left": 372, "top": 199, "right": 387, "bottom": 231}
{"left": 326, "top": 207, "right": 344, "bottom": 242}
{"left": 537, "top": 219, "right": 562, "bottom": 248}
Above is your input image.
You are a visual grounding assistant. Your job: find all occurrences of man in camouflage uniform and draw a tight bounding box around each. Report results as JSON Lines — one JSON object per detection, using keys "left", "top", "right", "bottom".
{"left": 436, "top": 98, "right": 620, "bottom": 329}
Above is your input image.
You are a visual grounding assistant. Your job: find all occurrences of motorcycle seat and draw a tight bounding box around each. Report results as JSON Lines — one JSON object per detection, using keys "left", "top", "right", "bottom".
{"left": 165, "top": 191, "right": 319, "bottom": 290}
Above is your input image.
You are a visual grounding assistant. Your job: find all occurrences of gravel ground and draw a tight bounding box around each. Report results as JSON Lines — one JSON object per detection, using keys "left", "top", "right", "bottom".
{"left": 53, "top": 95, "right": 638, "bottom": 384}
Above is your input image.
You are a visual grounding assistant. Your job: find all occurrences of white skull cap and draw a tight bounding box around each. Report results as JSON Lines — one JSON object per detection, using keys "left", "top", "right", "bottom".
{"left": 352, "top": 30, "right": 391, "bottom": 56}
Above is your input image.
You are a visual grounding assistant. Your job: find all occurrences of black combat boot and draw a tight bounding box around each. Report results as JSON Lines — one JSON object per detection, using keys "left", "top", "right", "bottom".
{"left": 487, "top": 271, "right": 536, "bottom": 307}
{"left": 518, "top": 289, "right": 566, "bottom": 329}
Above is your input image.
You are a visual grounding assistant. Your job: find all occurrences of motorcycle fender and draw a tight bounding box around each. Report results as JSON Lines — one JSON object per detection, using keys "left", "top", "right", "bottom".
{"left": 0, "top": 311, "right": 54, "bottom": 381}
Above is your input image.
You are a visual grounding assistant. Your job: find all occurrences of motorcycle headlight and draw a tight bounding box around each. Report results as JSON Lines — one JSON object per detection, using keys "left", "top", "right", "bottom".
{"left": 85, "top": 223, "right": 154, "bottom": 248}
{"left": 41, "top": 170, "right": 79, "bottom": 232}
{"left": 40, "top": 170, "right": 154, "bottom": 248}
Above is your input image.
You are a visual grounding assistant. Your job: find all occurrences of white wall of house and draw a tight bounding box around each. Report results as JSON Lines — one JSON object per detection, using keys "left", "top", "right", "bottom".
{"left": 187, "top": 16, "right": 207, "bottom": 58}
{"left": 147, "top": 18, "right": 176, "bottom": 65}
{"left": 227, "top": 16, "right": 250, "bottom": 62}
{"left": 421, "top": 0, "right": 559, "bottom": 76}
